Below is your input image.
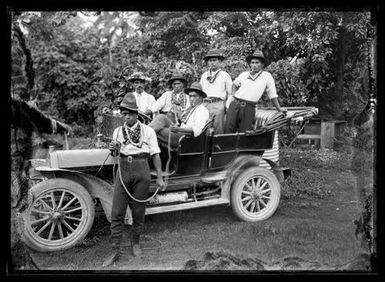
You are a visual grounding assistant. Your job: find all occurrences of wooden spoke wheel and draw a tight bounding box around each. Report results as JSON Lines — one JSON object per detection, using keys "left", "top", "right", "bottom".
{"left": 231, "top": 167, "right": 280, "bottom": 222}
{"left": 22, "top": 179, "right": 95, "bottom": 252}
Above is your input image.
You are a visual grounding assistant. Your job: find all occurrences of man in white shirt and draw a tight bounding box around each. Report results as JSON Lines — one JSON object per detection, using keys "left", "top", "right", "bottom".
{"left": 125, "top": 72, "right": 156, "bottom": 114}
{"left": 102, "top": 93, "right": 165, "bottom": 267}
{"left": 224, "top": 50, "right": 286, "bottom": 133}
{"left": 200, "top": 49, "right": 232, "bottom": 134}
{"left": 148, "top": 82, "right": 210, "bottom": 149}
{"left": 144, "top": 72, "right": 190, "bottom": 123}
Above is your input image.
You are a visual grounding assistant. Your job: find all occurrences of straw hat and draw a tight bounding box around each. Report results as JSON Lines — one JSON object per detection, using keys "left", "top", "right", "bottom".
{"left": 167, "top": 72, "right": 186, "bottom": 85}
{"left": 127, "top": 72, "right": 148, "bottom": 82}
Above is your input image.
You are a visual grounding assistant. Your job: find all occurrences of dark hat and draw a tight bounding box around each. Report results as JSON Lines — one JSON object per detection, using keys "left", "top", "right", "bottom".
{"left": 118, "top": 93, "right": 139, "bottom": 112}
{"left": 246, "top": 50, "right": 267, "bottom": 65}
{"left": 127, "top": 71, "right": 148, "bottom": 82}
{"left": 204, "top": 49, "right": 225, "bottom": 61}
{"left": 184, "top": 82, "right": 207, "bottom": 98}
{"left": 167, "top": 72, "right": 186, "bottom": 85}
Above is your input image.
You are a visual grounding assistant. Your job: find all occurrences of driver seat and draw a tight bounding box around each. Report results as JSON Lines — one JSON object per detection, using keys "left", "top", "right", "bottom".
{"left": 158, "top": 118, "right": 214, "bottom": 152}
{"left": 150, "top": 119, "right": 214, "bottom": 177}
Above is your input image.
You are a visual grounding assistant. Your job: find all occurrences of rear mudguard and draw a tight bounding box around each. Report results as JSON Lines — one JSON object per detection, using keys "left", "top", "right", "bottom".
{"left": 262, "top": 158, "right": 290, "bottom": 182}
{"left": 221, "top": 155, "right": 286, "bottom": 201}
{"left": 221, "top": 155, "right": 262, "bottom": 200}
{"left": 36, "top": 168, "right": 115, "bottom": 222}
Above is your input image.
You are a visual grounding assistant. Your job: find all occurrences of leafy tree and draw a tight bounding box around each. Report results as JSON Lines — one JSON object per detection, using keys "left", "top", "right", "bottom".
{"left": 27, "top": 13, "right": 107, "bottom": 134}
{"left": 23, "top": 10, "right": 372, "bottom": 133}
{"left": 274, "top": 10, "right": 370, "bottom": 119}
{"left": 135, "top": 11, "right": 211, "bottom": 61}
{"left": 10, "top": 10, "right": 71, "bottom": 271}
{"left": 93, "top": 11, "right": 139, "bottom": 65}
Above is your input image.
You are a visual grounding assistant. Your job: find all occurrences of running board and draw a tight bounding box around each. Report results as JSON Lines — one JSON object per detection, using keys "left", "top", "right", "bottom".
{"left": 145, "top": 198, "right": 230, "bottom": 215}
{"left": 150, "top": 170, "right": 175, "bottom": 177}
{"left": 200, "top": 171, "right": 227, "bottom": 184}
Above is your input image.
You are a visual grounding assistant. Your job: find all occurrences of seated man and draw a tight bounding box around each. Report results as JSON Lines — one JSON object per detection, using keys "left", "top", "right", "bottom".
{"left": 144, "top": 72, "right": 190, "bottom": 123}
{"left": 148, "top": 82, "right": 210, "bottom": 149}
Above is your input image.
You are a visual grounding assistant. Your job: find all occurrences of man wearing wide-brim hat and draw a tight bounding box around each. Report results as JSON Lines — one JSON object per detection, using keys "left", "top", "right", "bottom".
{"left": 203, "top": 49, "right": 225, "bottom": 61}
{"left": 125, "top": 71, "right": 156, "bottom": 114}
{"left": 200, "top": 49, "right": 232, "bottom": 134}
{"left": 148, "top": 82, "right": 210, "bottom": 149}
{"left": 144, "top": 72, "right": 190, "bottom": 123}
{"left": 102, "top": 93, "right": 165, "bottom": 267}
{"left": 224, "top": 50, "right": 287, "bottom": 133}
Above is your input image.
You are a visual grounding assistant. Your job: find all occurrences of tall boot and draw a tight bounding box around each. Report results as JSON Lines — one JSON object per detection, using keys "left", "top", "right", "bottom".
{"left": 102, "top": 245, "right": 121, "bottom": 267}
{"left": 131, "top": 234, "right": 142, "bottom": 257}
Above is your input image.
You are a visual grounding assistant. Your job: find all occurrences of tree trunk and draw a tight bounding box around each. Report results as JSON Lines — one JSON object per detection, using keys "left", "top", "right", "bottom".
{"left": 350, "top": 10, "right": 377, "bottom": 271}
{"left": 10, "top": 18, "right": 67, "bottom": 272}
{"left": 10, "top": 127, "right": 39, "bottom": 271}
{"left": 334, "top": 24, "right": 347, "bottom": 119}
{"left": 317, "top": 23, "right": 348, "bottom": 120}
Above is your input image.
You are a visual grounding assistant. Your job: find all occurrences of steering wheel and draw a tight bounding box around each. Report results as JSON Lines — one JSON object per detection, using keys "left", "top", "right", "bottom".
{"left": 138, "top": 111, "right": 153, "bottom": 124}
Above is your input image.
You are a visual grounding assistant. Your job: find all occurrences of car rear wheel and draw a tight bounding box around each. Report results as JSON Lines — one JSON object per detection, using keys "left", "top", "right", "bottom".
{"left": 22, "top": 178, "right": 95, "bottom": 252}
{"left": 231, "top": 167, "right": 280, "bottom": 222}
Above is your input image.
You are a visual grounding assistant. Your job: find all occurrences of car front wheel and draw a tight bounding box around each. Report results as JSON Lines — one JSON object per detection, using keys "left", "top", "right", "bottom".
{"left": 231, "top": 167, "right": 280, "bottom": 222}
{"left": 22, "top": 178, "right": 95, "bottom": 252}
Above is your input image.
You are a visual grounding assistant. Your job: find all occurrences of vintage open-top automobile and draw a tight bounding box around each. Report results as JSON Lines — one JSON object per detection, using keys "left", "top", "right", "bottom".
{"left": 22, "top": 107, "right": 318, "bottom": 252}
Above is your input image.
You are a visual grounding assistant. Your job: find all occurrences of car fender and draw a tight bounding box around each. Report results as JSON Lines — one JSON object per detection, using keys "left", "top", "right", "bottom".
{"left": 33, "top": 168, "right": 114, "bottom": 222}
{"left": 262, "top": 158, "right": 287, "bottom": 182}
{"left": 222, "top": 154, "right": 262, "bottom": 200}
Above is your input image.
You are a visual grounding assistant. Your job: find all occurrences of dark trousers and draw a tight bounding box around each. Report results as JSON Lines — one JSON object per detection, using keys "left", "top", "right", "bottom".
{"left": 224, "top": 98, "right": 256, "bottom": 133}
{"left": 157, "top": 128, "right": 183, "bottom": 149}
{"left": 110, "top": 157, "right": 151, "bottom": 250}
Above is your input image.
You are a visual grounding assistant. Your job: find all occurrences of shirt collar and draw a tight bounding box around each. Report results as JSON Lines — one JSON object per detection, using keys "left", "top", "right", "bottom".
{"left": 248, "top": 71, "right": 263, "bottom": 80}
{"left": 209, "top": 69, "right": 221, "bottom": 76}
{"left": 173, "top": 90, "right": 184, "bottom": 96}
{"left": 126, "top": 121, "right": 140, "bottom": 130}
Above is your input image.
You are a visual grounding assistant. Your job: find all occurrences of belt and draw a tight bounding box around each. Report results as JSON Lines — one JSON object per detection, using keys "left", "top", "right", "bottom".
{"left": 119, "top": 153, "right": 150, "bottom": 162}
{"left": 234, "top": 97, "right": 257, "bottom": 107}
{"left": 204, "top": 97, "right": 224, "bottom": 103}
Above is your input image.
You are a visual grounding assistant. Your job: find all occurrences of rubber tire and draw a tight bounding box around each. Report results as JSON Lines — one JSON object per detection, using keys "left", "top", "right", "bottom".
{"left": 22, "top": 178, "right": 95, "bottom": 252}
{"left": 231, "top": 167, "right": 280, "bottom": 222}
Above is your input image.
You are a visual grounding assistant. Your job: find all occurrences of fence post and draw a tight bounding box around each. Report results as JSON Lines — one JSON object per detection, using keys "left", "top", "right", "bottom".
{"left": 320, "top": 121, "right": 335, "bottom": 149}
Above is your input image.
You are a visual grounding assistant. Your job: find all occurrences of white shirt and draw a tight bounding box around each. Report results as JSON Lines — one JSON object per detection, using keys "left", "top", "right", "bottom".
{"left": 112, "top": 121, "right": 160, "bottom": 156}
{"left": 200, "top": 69, "right": 233, "bottom": 100}
{"left": 233, "top": 71, "right": 278, "bottom": 103}
{"left": 132, "top": 91, "right": 156, "bottom": 113}
{"left": 180, "top": 103, "right": 210, "bottom": 137}
{"left": 148, "top": 90, "right": 190, "bottom": 113}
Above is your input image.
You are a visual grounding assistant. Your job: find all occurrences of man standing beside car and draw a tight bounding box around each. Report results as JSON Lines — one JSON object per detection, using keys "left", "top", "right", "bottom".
{"left": 200, "top": 49, "right": 232, "bottom": 134}
{"left": 102, "top": 93, "right": 165, "bottom": 267}
{"left": 224, "top": 50, "right": 286, "bottom": 133}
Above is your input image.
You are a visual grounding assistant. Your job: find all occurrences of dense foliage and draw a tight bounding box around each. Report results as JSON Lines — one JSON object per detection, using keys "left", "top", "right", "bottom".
{"left": 13, "top": 10, "right": 372, "bottom": 135}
